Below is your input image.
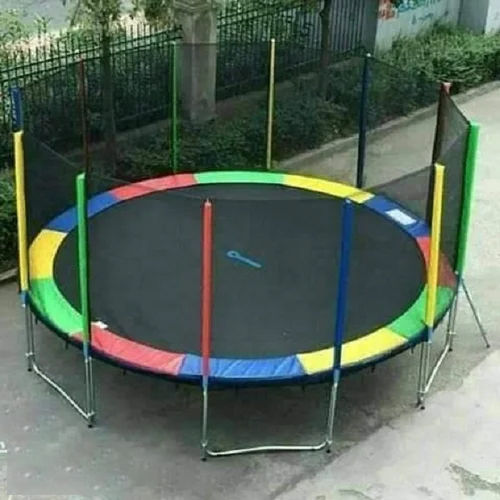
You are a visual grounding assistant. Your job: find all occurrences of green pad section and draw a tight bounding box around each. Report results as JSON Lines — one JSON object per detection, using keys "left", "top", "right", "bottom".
{"left": 29, "top": 278, "right": 82, "bottom": 336}
{"left": 195, "top": 171, "right": 285, "bottom": 185}
{"left": 390, "top": 286, "right": 455, "bottom": 340}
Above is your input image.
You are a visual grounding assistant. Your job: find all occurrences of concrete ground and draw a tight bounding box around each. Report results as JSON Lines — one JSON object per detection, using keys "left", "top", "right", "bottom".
{"left": 0, "top": 87, "right": 499, "bottom": 499}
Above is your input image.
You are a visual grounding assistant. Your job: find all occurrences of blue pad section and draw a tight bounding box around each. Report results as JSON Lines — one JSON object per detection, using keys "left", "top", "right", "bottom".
{"left": 365, "top": 195, "right": 429, "bottom": 238}
{"left": 47, "top": 207, "right": 78, "bottom": 233}
{"left": 47, "top": 192, "right": 119, "bottom": 233}
{"left": 180, "top": 354, "right": 305, "bottom": 381}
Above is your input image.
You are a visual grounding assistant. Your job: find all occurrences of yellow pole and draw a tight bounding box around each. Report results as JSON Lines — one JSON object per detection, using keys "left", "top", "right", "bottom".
{"left": 425, "top": 163, "right": 445, "bottom": 327}
{"left": 266, "top": 38, "right": 276, "bottom": 170}
{"left": 14, "top": 131, "right": 29, "bottom": 292}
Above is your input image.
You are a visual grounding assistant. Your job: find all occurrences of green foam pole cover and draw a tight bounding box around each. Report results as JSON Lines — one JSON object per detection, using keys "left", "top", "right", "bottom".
{"left": 456, "top": 122, "right": 480, "bottom": 276}
{"left": 76, "top": 173, "right": 91, "bottom": 348}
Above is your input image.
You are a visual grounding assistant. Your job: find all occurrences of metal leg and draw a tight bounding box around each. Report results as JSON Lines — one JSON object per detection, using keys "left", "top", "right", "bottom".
{"left": 462, "top": 280, "right": 490, "bottom": 348}
{"left": 419, "top": 278, "right": 489, "bottom": 410}
{"left": 24, "top": 302, "right": 96, "bottom": 426}
{"left": 201, "top": 385, "right": 208, "bottom": 461}
{"left": 24, "top": 303, "right": 34, "bottom": 372}
{"left": 325, "top": 371, "right": 341, "bottom": 453}
{"left": 416, "top": 342, "right": 427, "bottom": 407}
{"left": 84, "top": 356, "right": 96, "bottom": 427}
{"left": 446, "top": 287, "right": 460, "bottom": 351}
{"left": 418, "top": 339, "right": 432, "bottom": 409}
{"left": 201, "top": 380, "right": 339, "bottom": 458}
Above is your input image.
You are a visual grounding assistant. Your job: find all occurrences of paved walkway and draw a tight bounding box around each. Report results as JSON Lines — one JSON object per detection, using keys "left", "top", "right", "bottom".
{"left": 277, "top": 87, "right": 500, "bottom": 500}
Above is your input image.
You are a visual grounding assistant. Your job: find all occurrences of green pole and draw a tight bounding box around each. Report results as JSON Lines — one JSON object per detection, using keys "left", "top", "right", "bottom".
{"left": 170, "top": 41, "right": 179, "bottom": 174}
{"left": 455, "top": 122, "right": 480, "bottom": 276}
{"left": 76, "top": 173, "right": 91, "bottom": 350}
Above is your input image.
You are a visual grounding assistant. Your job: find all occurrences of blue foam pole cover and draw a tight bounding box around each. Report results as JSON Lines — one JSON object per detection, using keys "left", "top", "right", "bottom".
{"left": 333, "top": 199, "right": 354, "bottom": 370}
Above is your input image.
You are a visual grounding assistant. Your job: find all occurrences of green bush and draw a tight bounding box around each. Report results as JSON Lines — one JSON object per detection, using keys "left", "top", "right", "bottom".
{"left": 0, "top": 169, "right": 17, "bottom": 272}
{"left": 382, "top": 24, "right": 500, "bottom": 94}
{"left": 118, "top": 83, "right": 349, "bottom": 180}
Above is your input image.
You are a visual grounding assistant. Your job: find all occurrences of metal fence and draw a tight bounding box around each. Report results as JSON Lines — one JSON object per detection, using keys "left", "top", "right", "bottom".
{"left": 218, "top": 0, "right": 366, "bottom": 50}
{"left": 216, "top": 0, "right": 367, "bottom": 96}
{"left": 0, "top": 24, "right": 181, "bottom": 164}
{"left": 0, "top": 1, "right": 369, "bottom": 166}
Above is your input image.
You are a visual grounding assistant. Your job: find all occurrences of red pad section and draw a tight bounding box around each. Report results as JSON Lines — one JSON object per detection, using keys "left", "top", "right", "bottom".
{"left": 111, "top": 173, "right": 197, "bottom": 201}
{"left": 74, "top": 325, "right": 186, "bottom": 376}
{"left": 417, "top": 236, "right": 457, "bottom": 289}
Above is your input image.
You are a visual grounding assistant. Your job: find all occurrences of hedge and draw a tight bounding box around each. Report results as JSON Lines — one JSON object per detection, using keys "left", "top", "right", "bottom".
{"left": 381, "top": 24, "right": 500, "bottom": 94}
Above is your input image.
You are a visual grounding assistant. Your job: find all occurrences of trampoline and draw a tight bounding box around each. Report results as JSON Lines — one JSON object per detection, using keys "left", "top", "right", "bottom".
{"left": 27, "top": 170, "right": 457, "bottom": 384}
{"left": 13, "top": 47, "right": 487, "bottom": 457}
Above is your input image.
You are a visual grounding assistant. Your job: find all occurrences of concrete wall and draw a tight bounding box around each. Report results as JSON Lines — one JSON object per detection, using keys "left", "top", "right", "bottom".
{"left": 485, "top": 0, "right": 500, "bottom": 32}
{"left": 459, "top": 0, "right": 500, "bottom": 34}
{"left": 375, "top": 0, "right": 462, "bottom": 51}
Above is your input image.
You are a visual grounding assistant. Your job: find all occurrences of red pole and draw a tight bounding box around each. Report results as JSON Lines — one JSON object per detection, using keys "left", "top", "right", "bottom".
{"left": 201, "top": 200, "right": 213, "bottom": 385}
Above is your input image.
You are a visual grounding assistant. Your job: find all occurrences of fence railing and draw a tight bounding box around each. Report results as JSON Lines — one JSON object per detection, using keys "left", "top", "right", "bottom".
{"left": 1, "top": 1, "right": 369, "bottom": 167}
{"left": 0, "top": 24, "right": 182, "bottom": 162}
{"left": 216, "top": 0, "right": 367, "bottom": 97}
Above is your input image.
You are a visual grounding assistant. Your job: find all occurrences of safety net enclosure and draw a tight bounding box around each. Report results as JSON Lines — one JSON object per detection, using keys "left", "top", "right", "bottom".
{"left": 12, "top": 41, "right": 488, "bottom": 457}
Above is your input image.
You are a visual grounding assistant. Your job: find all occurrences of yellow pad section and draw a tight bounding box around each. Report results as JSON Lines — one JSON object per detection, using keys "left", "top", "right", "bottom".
{"left": 29, "top": 229, "right": 66, "bottom": 280}
{"left": 284, "top": 175, "right": 360, "bottom": 199}
{"left": 298, "top": 328, "right": 407, "bottom": 375}
{"left": 283, "top": 174, "right": 373, "bottom": 204}
{"left": 348, "top": 190, "right": 373, "bottom": 204}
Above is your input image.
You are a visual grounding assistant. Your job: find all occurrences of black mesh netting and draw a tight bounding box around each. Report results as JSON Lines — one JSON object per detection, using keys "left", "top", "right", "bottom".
{"left": 24, "top": 132, "right": 81, "bottom": 246}
{"left": 434, "top": 92, "right": 470, "bottom": 270}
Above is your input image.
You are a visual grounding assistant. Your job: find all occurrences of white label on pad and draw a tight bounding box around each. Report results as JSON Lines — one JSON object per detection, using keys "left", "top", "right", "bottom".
{"left": 386, "top": 209, "right": 416, "bottom": 226}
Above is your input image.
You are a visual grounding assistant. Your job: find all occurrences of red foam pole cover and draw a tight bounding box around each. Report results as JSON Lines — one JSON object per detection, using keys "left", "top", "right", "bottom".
{"left": 201, "top": 200, "right": 213, "bottom": 379}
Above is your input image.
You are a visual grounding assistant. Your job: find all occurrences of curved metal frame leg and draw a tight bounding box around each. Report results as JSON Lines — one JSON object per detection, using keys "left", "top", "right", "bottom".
{"left": 25, "top": 303, "right": 96, "bottom": 427}
{"left": 418, "top": 278, "right": 490, "bottom": 409}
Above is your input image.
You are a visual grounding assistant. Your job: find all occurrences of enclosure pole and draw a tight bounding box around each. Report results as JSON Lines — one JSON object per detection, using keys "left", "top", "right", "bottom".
{"left": 445, "top": 122, "right": 479, "bottom": 350}
{"left": 201, "top": 199, "right": 213, "bottom": 460}
{"left": 266, "top": 38, "right": 276, "bottom": 170}
{"left": 76, "top": 173, "right": 96, "bottom": 426}
{"left": 77, "top": 59, "right": 91, "bottom": 174}
{"left": 418, "top": 163, "right": 445, "bottom": 408}
{"left": 14, "top": 129, "right": 34, "bottom": 372}
{"left": 326, "top": 199, "right": 353, "bottom": 452}
{"left": 452, "top": 122, "right": 489, "bottom": 349}
{"left": 11, "top": 86, "right": 34, "bottom": 371}
{"left": 356, "top": 53, "right": 371, "bottom": 189}
{"left": 170, "top": 41, "right": 179, "bottom": 174}
{"left": 456, "top": 123, "right": 479, "bottom": 277}
{"left": 431, "top": 83, "right": 452, "bottom": 166}
{"left": 14, "top": 132, "right": 28, "bottom": 295}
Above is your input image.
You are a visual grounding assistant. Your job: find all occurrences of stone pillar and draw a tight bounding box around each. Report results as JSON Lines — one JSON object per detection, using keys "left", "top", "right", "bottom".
{"left": 174, "top": 0, "right": 217, "bottom": 123}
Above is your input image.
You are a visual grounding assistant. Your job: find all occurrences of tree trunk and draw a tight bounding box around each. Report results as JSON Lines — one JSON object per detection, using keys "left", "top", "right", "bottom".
{"left": 100, "top": 25, "right": 117, "bottom": 172}
{"left": 318, "top": 0, "right": 333, "bottom": 99}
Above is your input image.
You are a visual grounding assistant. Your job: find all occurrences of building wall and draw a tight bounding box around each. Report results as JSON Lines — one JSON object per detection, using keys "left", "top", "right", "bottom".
{"left": 459, "top": 0, "right": 490, "bottom": 33}
{"left": 485, "top": 0, "right": 500, "bottom": 32}
{"left": 375, "top": 0, "right": 462, "bottom": 51}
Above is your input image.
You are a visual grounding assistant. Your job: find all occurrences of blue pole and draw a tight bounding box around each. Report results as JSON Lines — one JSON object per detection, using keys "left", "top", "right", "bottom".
{"left": 356, "top": 54, "right": 371, "bottom": 189}
{"left": 10, "top": 87, "right": 24, "bottom": 132}
{"left": 333, "top": 199, "right": 354, "bottom": 377}
{"left": 326, "top": 198, "right": 354, "bottom": 452}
